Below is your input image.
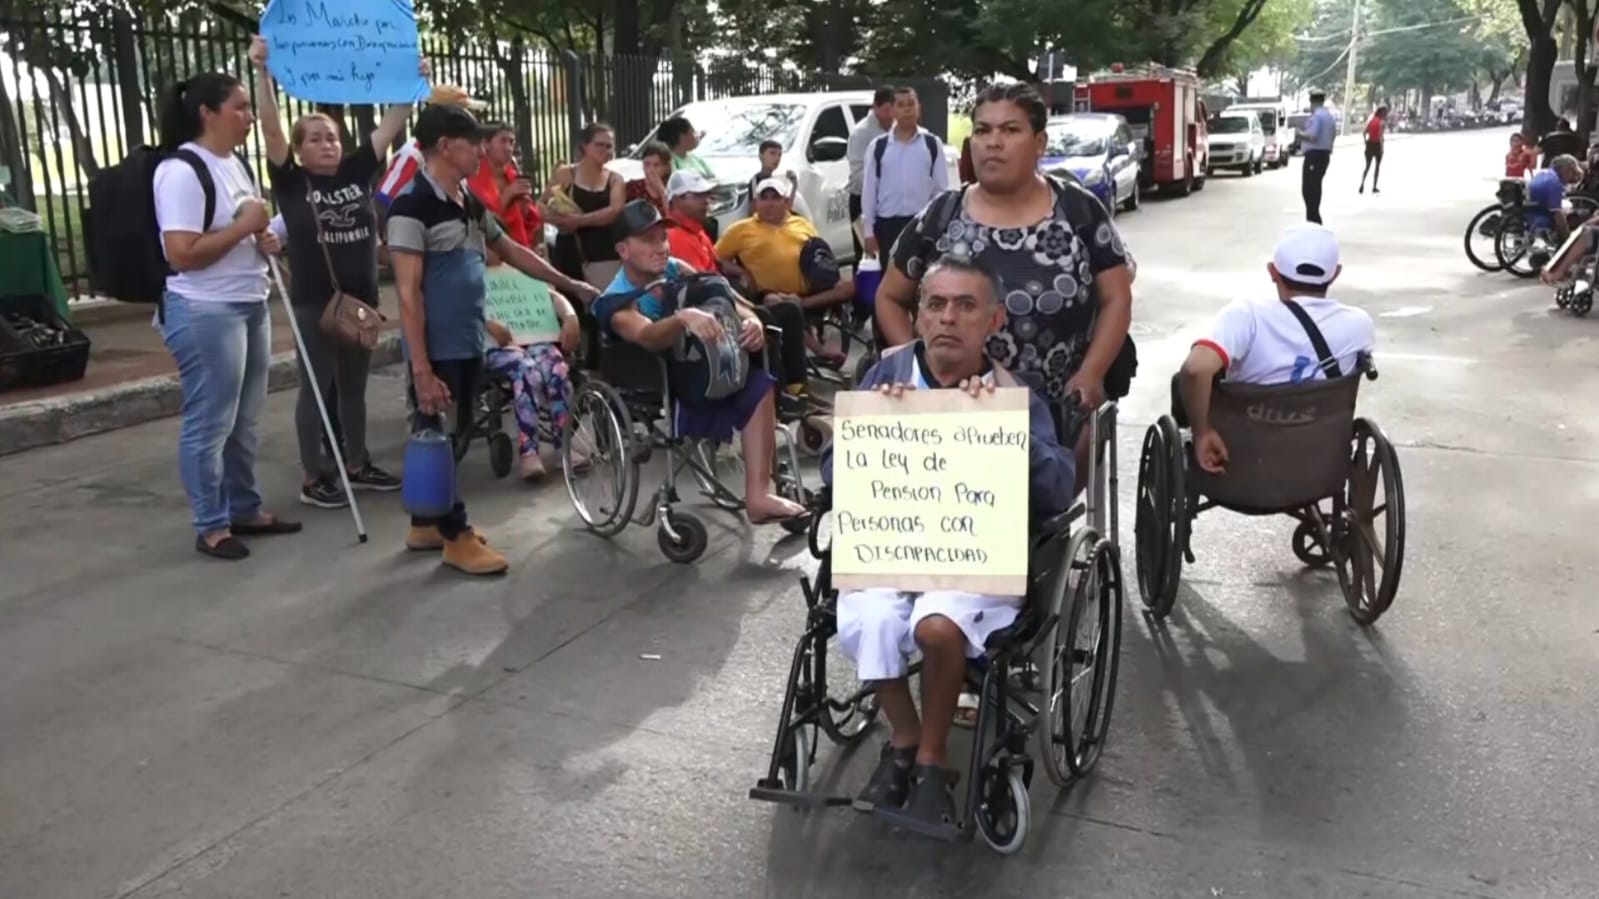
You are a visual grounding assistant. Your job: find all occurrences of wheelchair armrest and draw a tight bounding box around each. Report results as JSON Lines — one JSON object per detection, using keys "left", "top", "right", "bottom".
{"left": 1034, "top": 507, "right": 1075, "bottom": 539}
{"left": 1357, "top": 350, "right": 1378, "bottom": 381}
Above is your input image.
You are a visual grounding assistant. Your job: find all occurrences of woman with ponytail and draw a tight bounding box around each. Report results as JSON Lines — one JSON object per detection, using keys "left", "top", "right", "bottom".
{"left": 154, "top": 70, "right": 300, "bottom": 560}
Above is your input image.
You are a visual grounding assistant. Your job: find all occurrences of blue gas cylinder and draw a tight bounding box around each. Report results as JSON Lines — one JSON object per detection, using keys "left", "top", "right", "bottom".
{"left": 854, "top": 258, "right": 882, "bottom": 314}
{"left": 402, "top": 428, "right": 456, "bottom": 519}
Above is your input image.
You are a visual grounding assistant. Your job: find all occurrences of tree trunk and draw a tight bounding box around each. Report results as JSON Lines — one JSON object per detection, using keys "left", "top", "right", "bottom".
{"left": 1525, "top": 34, "right": 1560, "bottom": 134}
{"left": 111, "top": 10, "right": 145, "bottom": 151}
{"left": 607, "top": 2, "right": 655, "bottom": 143}
{"left": 0, "top": 71, "right": 33, "bottom": 207}
{"left": 40, "top": 68, "right": 100, "bottom": 179}
{"left": 494, "top": 36, "right": 538, "bottom": 172}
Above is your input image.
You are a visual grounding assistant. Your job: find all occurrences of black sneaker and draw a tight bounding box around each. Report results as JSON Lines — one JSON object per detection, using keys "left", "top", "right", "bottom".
{"left": 347, "top": 463, "right": 401, "bottom": 492}
{"left": 853, "top": 743, "right": 916, "bottom": 812}
{"left": 299, "top": 477, "right": 349, "bottom": 509}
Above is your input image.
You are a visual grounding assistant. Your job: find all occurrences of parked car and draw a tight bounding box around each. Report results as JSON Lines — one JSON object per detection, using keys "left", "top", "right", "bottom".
{"left": 1040, "top": 112, "right": 1142, "bottom": 213}
{"left": 1226, "top": 102, "right": 1293, "bottom": 169}
{"left": 611, "top": 92, "right": 959, "bottom": 263}
{"left": 1207, "top": 112, "right": 1265, "bottom": 176}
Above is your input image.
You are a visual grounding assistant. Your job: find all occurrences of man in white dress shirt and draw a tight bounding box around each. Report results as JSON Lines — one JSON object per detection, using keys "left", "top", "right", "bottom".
{"left": 861, "top": 87, "right": 949, "bottom": 265}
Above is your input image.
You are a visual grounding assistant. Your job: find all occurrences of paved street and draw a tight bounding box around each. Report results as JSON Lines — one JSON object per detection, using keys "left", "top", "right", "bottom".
{"left": 3, "top": 127, "right": 1597, "bottom": 898}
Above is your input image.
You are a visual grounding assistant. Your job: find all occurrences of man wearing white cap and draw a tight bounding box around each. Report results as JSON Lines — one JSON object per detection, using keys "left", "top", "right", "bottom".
{"left": 1178, "top": 224, "right": 1375, "bottom": 474}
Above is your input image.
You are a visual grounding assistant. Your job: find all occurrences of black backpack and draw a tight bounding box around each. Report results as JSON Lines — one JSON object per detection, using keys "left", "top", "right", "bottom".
{"left": 84, "top": 146, "right": 240, "bottom": 310}
{"left": 873, "top": 132, "right": 941, "bottom": 179}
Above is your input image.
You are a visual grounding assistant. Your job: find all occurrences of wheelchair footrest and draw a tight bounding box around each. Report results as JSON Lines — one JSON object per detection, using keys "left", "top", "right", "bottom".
{"left": 872, "top": 805, "right": 967, "bottom": 843}
{"left": 749, "top": 783, "right": 852, "bottom": 809}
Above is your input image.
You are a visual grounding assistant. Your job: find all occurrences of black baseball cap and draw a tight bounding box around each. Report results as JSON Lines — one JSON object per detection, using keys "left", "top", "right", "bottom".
{"left": 414, "top": 104, "right": 480, "bottom": 150}
{"left": 612, "top": 199, "right": 676, "bottom": 242}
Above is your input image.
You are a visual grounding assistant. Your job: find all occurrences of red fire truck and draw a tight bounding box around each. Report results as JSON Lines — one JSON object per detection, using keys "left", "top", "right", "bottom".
{"left": 1049, "top": 64, "right": 1211, "bottom": 197}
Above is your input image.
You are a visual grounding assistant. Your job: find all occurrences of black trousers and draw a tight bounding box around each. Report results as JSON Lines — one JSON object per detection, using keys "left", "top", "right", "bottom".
{"left": 872, "top": 216, "right": 913, "bottom": 268}
{"left": 848, "top": 193, "right": 863, "bottom": 261}
{"left": 407, "top": 357, "right": 481, "bottom": 539}
{"left": 1302, "top": 150, "right": 1331, "bottom": 224}
{"left": 751, "top": 301, "right": 808, "bottom": 389}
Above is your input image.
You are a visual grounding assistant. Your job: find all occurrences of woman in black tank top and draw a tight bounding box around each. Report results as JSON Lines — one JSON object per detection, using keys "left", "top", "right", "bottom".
{"left": 541, "top": 123, "right": 626, "bottom": 290}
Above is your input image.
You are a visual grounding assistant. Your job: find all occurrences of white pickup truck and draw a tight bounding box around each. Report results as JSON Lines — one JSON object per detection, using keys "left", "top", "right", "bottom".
{"left": 610, "top": 91, "right": 960, "bottom": 264}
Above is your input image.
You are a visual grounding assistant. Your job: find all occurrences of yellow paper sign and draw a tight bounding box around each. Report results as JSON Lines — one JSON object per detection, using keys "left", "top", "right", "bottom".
{"left": 484, "top": 264, "right": 562, "bottom": 346}
{"left": 831, "top": 387, "right": 1032, "bottom": 595}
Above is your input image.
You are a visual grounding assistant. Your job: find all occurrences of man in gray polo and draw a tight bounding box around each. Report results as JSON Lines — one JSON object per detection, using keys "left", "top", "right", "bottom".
{"left": 1299, "top": 91, "right": 1337, "bottom": 224}
{"left": 862, "top": 86, "right": 949, "bottom": 265}
{"left": 847, "top": 86, "right": 894, "bottom": 259}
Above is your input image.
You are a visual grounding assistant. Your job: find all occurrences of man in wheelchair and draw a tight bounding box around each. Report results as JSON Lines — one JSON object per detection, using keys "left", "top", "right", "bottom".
{"left": 1177, "top": 224, "right": 1375, "bottom": 473}
{"left": 598, "top": 199, "right": 809, "bottom": 525}
{"left": 819, "top": 255, "right": 1075, "bottom": 829}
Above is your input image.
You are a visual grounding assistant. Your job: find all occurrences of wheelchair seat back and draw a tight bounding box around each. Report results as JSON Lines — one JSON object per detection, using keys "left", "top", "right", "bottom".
{"left": 1191, "top": 373, "right": 1362, "bottom": 513}
{"left": 1497, "top": 178, "right": 1526, "bottom": 207}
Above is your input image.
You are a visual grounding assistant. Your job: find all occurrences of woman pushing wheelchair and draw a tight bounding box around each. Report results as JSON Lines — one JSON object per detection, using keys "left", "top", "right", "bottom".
{"left": 820, "top": 255, "right": 1076, "bottom": 834}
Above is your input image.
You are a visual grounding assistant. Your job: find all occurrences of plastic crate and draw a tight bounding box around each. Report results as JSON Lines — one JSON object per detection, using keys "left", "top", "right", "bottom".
{"left": 0, "top": 294, "right": 92, "bottom": 392}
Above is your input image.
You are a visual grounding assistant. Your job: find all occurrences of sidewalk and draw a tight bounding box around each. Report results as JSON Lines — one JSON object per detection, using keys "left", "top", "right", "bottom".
{"left": 0, "top": 287, "right": 404, "bottom": 457}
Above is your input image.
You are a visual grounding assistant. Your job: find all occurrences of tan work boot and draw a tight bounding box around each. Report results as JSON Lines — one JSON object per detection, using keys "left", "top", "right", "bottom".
{"left": 407, "top": 525, "right": 489, "bottom": 551}
{"left": 442, "top": 529, "right": 508, "bottom": 576}
{"left": 406, "top": 524, "right": 444, "bottom": 551}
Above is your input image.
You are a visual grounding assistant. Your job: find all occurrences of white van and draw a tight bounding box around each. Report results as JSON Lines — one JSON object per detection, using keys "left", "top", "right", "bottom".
{"left": 1226, "top": 102, "right": 1294, "bottom": 169}
{"left": 610, "top": 92, "right": 960, "bottom": 263}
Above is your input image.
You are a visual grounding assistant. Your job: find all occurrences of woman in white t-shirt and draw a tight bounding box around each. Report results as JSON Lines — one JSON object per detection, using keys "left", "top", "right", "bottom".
{"left": 154, "top": 72, "right": 301, "bottom": 560}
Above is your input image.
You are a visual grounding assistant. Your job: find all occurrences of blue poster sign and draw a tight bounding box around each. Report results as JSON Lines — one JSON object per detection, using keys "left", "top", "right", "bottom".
{"left": 259, "top": 0, "right": 430, "bottom": 104}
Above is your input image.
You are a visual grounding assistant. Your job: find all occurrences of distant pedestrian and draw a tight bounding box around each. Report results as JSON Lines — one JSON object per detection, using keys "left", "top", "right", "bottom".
{"left": 861, "top": 86, "right": 949, "bottom": 265}
{"left": 846, "top": 87, "right": 895, "bottom": 259}
{"left": 657, "top": 115, "right": 715, "bottom": 177}
{"left": 1299, "top": 91, "right": 1337, "bottom": 223}
{"left": 1358, "top": 106, "right": 1388, "bottom": 195}
{"left": 624, "top": 140, "right": 672, "bottom": 215}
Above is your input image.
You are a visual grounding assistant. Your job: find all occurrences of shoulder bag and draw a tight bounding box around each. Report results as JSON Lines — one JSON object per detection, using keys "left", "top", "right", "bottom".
{"left": 308, "top": 183, "right": 384, "bottom": 351}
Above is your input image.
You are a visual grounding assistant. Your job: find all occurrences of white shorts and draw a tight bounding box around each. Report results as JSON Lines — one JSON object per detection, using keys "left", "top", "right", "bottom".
{"left": 836, "top": 589, "right": 1024, "bottom": 682}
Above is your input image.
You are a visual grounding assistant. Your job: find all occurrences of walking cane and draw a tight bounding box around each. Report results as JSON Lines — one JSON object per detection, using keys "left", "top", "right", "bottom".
{"left": 266, "top": 256, "right": 369, "bottom": 544}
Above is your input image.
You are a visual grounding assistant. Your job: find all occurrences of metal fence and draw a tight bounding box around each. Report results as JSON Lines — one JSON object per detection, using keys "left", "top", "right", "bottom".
{"left": 0, "top": 9, "right": 839, "bottom": 299}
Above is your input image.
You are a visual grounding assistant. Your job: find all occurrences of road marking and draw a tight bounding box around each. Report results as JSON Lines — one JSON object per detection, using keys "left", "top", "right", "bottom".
{"left": 1380, "top": 306, "right": 1433, "bottom": 318}
{"left": 1378, "top": 352, "right": 1477, "bottom": 364}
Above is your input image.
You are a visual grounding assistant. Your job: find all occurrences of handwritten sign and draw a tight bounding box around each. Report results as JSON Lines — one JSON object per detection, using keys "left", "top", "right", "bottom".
{"left": 831, "top": 387, "right": 1031, "bottom": 595}
{"left": 260, "top": 0, "right": 429, "bottom": 104}
{"left": 484, "top": 265, "right": 562, "bottom": 346}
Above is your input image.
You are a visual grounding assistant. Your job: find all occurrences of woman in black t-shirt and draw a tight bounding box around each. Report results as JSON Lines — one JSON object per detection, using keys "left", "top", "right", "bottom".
{"left": 875, "top": 81, "right": 1136, "bottom": 472}
{"left": 251, "top": 36, "right": 419, "bottom": 508}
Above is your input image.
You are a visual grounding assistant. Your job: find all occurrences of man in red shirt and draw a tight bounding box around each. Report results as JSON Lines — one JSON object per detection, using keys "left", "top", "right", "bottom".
{"left": 664, "top": 170, "right": 720, "bottom": 270}
{"left": 1359, "top": 106, "right": 1388, "bottom": 195}
{"left": 466, "top": 122, "right": 544, "bottom": 250}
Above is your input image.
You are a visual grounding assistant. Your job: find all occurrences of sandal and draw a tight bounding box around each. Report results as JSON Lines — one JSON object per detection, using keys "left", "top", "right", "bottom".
{"left": 876, "top": 765, "right": 962, "bottom": 842}
{"left": 854, "top": 743, "right": 917, "bottom": 812}
{"left": 195, "top": 534, "right": 249, "bottom": 560}
{"left": 230, "top": 515, "right": 303, "bottom": 536}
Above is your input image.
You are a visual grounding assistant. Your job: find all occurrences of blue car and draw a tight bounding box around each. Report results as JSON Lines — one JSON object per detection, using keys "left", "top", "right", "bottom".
{"left": 1040, "top": 113, "right": 1142, "bottom": 214}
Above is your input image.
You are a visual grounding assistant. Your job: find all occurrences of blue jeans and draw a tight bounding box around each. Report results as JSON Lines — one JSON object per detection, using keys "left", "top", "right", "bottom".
{"left": 160, "top": 291, "right": 271, "bottom": 535}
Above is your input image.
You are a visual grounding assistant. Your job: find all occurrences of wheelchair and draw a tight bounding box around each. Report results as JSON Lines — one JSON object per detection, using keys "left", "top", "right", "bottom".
{"left": 446, "top": 365, "right": 579, "bottom": 478}
{"left": 749, "top": 397, "right": 1125, "bottom": 855}
{"left": 561, "top": 275, "right": 814, "bottom": 564}
{"left": 1134, "top": 357, "right": 1405, "bottom": 626}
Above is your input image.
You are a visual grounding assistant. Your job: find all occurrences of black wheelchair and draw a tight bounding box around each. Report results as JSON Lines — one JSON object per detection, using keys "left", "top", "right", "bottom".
{"left": 749, "top": 398, "right": 1125, "bottom": 855}
{"left": 561, "top": 274, "right": 813, "bottom": 564}
{"left": 447, "top": 364, "right": 577, "bottom": 478}
{"left": 1134, "top": 357, "right": 1406, "bottom": 626}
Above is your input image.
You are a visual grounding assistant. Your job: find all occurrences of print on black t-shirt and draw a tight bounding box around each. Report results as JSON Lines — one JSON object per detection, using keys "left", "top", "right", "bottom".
{"left": 268, "top": 147, "right": 382, "bottom": 309}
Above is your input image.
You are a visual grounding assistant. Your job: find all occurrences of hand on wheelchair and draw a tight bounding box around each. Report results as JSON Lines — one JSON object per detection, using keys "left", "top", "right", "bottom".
{"left": 568, "top": 280, "right": 601, "bottom": 305}
{"left": 1195, "top": 428, "right": 1229, "bottom": 474}
{"left": 736, "top": 317, "right": 765, "bottom": 351}
{"left": 1064, "top": 370, "right": 1105, "bottom": 410}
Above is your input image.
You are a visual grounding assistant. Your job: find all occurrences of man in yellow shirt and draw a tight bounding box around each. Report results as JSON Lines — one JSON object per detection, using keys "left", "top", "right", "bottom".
{"left": 715, "top": 178, "right": 855, "bottom": 313}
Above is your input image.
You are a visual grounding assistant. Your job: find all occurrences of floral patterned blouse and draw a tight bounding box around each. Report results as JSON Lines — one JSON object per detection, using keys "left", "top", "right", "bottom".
{"left": 890, "top": 178, "right": 1132, "bottom": 402}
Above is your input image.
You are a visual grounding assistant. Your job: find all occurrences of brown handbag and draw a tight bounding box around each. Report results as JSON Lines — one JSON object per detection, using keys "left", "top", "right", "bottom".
{"left": 308, "top": 185, "right": 384, "bottom": 351}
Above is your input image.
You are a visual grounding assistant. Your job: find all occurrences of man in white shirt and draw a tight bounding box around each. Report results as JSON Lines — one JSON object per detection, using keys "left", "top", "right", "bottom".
{"left": 1179, "top": 224, "right": 1375, "bottom": 474}
{"left": 861, "top": 87, "right": 949, "bottom": 264}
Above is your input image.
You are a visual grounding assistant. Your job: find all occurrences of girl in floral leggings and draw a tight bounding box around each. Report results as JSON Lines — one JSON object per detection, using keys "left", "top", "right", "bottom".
{"left": 484, "top": 320, "right": 574, "bottom": 479}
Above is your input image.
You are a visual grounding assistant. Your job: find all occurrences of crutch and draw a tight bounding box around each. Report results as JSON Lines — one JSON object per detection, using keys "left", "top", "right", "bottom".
{"left": 266, "top": 256, "right": 369, "bottom": 544}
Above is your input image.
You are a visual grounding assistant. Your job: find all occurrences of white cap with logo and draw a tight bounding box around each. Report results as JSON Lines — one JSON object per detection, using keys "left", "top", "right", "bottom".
{"left": 753, "top": 177, "right": 794, "bottom": 199}
{"left": 666, "top": 170, "right": 718, "bottom": 202}
{"left": 1272, "top": 224, "right": 1340, "bottom": 286}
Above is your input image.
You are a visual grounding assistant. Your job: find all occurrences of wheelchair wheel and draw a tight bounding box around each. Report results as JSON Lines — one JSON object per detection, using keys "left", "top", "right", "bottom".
{"left": 1463, "top": 204, "right": 1504, "bottom": 273}
{"left": 1334, "top": 419, "right": 1406, "bottom": 625}
{"left": 798, "top": 416, "right": 831, "bottom": 457}
{"left": 1573, "top": 289, "right": 1594, "bottom": 316}
{"left": 1291, "top": 517, "right": 1332, "bottom": 568}
{"left": 658, "top": 510, "right": 710, "bottom": 564}
{"left": 488, "top": 432, "right": 514, "bottom": 479}
{"left": 852, "top": 350, "right": 878, "bottom": 388}
{"left": 1134, "top": 416, "right": 1188, "bottom": 618}
{"left": 563, "top": 382, "right": 639, "bottom": 538}
{"left": 974, "top": 762, "right": 1030, "bottom": 856}
{"left": 775, "top": 724, "right": 812, "bottom": 798}
{"left": 1494, "top": 212, "right": 1542, "bottom": 278}
{"left": 1039, "top": 534, "right": 1124, "bottom": 786}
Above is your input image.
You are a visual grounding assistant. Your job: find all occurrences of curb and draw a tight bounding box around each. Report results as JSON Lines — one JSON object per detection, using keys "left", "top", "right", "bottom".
{"left": 0, "top": 332, "right": 404, "bottom": 458}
